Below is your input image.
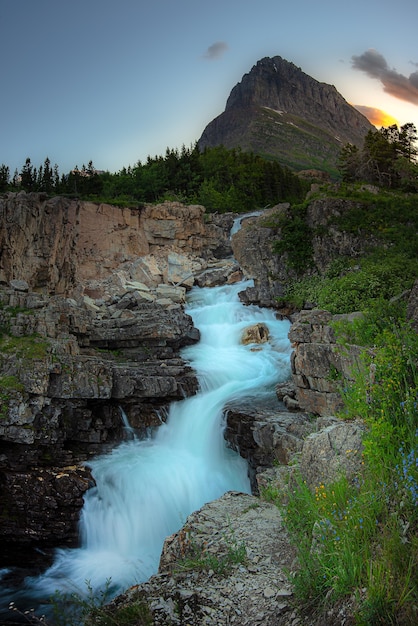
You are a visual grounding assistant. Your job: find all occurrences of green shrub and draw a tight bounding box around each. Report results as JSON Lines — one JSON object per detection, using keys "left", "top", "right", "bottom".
{"left": 272, "top": 204, "right": 314, "bottom": 273}
{"left": 284, "top": 252, "right": 416, "bottom": 313}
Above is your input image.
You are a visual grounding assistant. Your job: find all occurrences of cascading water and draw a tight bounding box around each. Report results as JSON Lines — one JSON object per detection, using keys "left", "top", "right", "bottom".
{"left": 1, "top": 279, "right": 291, "bottom": 620}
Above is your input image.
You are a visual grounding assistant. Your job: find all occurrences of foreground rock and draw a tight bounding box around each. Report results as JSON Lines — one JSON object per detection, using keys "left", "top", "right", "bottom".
{"left": 103, "top": 492, "right": 303, "bottom": 626}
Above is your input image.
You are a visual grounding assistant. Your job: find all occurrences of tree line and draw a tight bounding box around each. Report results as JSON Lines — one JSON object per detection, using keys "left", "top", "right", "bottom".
{"left": 338, "top": 122, "right": 418, "bottom": 190}
{"left": 0, "top": 144, "right": 309, "bottom": 212}
{"left": 2, "top": 124, "right": 416, "bottom": 210}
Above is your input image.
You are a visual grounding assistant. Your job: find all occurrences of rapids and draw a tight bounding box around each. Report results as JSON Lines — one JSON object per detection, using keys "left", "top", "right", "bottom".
{"left": 1, "top": 279, "right": 292, "bottom": 619}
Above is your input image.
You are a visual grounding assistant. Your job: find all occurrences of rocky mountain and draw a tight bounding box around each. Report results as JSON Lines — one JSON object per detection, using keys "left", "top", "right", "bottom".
{"left": 198, "top": 56, "right": 374, "bottom": 175}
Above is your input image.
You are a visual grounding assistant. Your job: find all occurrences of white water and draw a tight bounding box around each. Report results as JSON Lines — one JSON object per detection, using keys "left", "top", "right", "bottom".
{"left": 10, "top": 280, "right": 292, "bottom": 610}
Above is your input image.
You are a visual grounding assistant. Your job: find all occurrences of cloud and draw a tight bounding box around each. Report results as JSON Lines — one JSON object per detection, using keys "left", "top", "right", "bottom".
{"left": 202, "top": 41, "right": 228, "bottom": 60}
{"left": 353, "top": 105, "right": 398, "bottom": 128}
{"left": 351, "top": 49, "right": 418, "bottom": 105}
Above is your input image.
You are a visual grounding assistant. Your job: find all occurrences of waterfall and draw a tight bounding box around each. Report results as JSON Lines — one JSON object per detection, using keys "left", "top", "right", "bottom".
{"left": 119, "top": 405, "right": 137, "bottom": 440}
{"left": 2, "top": 279, "right": 291, "bottom": 618}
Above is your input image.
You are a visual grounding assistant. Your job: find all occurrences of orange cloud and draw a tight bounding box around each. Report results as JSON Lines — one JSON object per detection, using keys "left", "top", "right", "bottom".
{"left": 353, "top": 104, "right": 399, "bottom": 128}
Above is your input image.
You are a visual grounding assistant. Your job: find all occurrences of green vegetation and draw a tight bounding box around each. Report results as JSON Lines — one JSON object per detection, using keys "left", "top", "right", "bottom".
{"left": 0, "top": 334, "right": 49, "bottom": 359}
{"left": 272, "top": 204, "right": 314, "bottom": 273}
{"left": 338, "top": 123, "right": 418, "bottom": 191}
{"left": 263, "top": 305, "right": 417, "bottom": 624}
{"left": 265, "top": 127, "right": 418, "bottom": 623}
{"left": 0, "top": 145, "right": 309, "bottom": 211}
{"left": 175, "top": 529, "right": 247, "bottom": 576}
{"left": 279, "top": 187, "right": 418, "bottom": 313}
{"left": 9, "top": 580, "right": 153, "bottom": 626}
{"left": 0, "top": 374, "right": 25, "bottom": 418}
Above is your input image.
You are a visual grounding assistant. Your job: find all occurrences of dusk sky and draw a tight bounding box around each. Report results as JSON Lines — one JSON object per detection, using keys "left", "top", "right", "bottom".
{"left": 2, "top": 0, "right": 418, "bottom": 175}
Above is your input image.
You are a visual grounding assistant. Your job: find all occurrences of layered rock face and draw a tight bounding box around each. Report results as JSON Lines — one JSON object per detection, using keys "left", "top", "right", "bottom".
{"left": 0, "top": 193, "right": 231, "bottom": 296}
{"left": 198, "top": 56, "right": 373, "bottom": 173}
{"left": 0, "top": 282, "right": 199, "bottom": 547}
{"left": 288, "top": 309, "right": 363, "bottom": 416}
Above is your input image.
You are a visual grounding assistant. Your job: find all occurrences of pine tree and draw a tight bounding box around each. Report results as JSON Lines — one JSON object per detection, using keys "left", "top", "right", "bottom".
{"left": 0, "top": 164, "right": 10, "bottom": 191}
{"left": 20, "top": 158, "right": 35, "bottom": 190}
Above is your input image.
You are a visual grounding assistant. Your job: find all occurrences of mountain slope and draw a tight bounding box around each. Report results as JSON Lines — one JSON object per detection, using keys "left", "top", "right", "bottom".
{"left": 198, "top": 56, "right": 374, "bottom": 175}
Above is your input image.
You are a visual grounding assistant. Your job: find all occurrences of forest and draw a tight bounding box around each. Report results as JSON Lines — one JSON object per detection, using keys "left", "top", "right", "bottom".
{"left": 0, "top": 144, "right": 309, "bottom": 212}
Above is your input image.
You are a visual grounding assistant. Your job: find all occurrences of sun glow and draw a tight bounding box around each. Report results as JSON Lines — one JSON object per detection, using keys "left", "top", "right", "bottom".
{"left": 353, "top": 104, "right": 399, "bottom": 128}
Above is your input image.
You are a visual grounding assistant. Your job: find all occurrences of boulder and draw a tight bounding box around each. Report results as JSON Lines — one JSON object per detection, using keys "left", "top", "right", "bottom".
{"left": 299, "top": 418, "right": 365, "bottom": 489}
{"left": 224, "top": 404, "right": 315, "bottom": 490}
{"left": 241, "top": 322, "right": 270, "bottom": 345}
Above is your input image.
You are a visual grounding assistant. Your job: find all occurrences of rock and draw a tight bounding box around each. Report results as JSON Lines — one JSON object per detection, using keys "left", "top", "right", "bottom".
{"left": 9, "top": 279, "right": 29, "bottom": 292}
{"left": 0, "top": 195, "right": 231, "bottom": 296}
{"left": 125, "top": 279, "right": 151, "bottom": 292}
{"left": 0, "top": 465, "right": 93, "bottom": 546}
{"left": 166, "top": 251, "right": 195, "bottom": 287}
{"left": 156, "top": 284, "right": 186, "bottom": 303}
{"left": 299, "top": 419, "right": 365, "bottom": 489}
{"left": 241, "top": 323, "right": 270, "bottom": 345}
{"left": 105, "top": 492, "right": 302, "bottom": 626}
{"left": 289, "top": 309, "right": 364, "bottom": 416}
{"left": 224, "top": 404, "right": 315, "bottom": 490}
{"left": 231, "top": 205, "right": 290, "bottom": 308}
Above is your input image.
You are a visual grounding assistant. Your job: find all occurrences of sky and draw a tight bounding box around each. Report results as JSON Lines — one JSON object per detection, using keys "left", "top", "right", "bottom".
{"left": 1, "top": 0, "right": 418, "bottom": 175}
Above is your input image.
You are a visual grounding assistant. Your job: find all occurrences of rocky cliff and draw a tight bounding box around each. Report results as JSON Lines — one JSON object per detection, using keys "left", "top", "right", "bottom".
{"left": 198, "top": 56, "right": 373, "bottom": 175}
{"left": 0, "top": 192, "right": 232, "bottom": 297}
{"left": 0, "top": 192, "right": 382, "bottom": 549}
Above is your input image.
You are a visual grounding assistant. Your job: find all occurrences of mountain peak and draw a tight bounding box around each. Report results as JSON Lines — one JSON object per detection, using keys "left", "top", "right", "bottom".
{"left": 198, "top": 56, "right": 373, "bottom": 175}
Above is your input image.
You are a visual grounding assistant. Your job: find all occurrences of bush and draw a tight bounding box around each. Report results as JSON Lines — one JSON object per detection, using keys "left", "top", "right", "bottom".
{"left": 284, "top": 253, "right": 416, "bottom": 313}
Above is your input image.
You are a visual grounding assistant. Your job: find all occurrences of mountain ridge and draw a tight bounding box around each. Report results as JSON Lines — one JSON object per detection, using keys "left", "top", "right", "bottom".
{"left": 198, "top": 56, "right": 374, "bottom": 175}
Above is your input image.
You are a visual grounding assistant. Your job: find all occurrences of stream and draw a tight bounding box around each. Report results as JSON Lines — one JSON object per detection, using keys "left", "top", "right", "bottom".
{"left": 1, "top": 279, "right": 292, "bottom": 622}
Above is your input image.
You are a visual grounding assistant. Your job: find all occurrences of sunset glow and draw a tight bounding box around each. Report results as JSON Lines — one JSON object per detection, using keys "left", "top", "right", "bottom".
{"left": 354, "top": 105, "right": 399, "bottom": 128}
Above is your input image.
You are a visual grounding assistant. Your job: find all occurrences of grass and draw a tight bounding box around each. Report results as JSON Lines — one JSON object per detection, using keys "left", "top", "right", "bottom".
{"left": 283, "top": 252, "right": 417, "bottom": 313}
{"left": 0, "top": 334, "right": 49, "bottom": 359}
{"left": 0, "top": 374, "right": 25, "bottom": 418}
{"left": 9, "top": 580, "right": 153, "bottom": 626}
{"left": 263, "top": 306, "right": 418, "bottom": 624}
{"left": 175, "top": 528, "right": 247, "bottom": 576}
